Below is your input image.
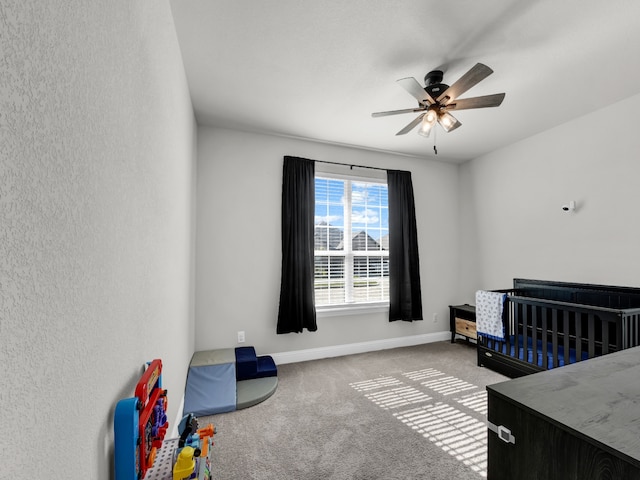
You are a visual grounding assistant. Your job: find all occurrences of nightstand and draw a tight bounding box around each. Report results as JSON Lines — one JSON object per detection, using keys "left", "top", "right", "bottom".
{"left": 449, "top": 304, "right": 476, "bottom": 343}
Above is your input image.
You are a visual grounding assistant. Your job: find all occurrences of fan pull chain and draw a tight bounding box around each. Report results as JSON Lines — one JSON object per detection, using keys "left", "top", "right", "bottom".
{"left": 433, "top": 126, "right": 438, "bottom": 155}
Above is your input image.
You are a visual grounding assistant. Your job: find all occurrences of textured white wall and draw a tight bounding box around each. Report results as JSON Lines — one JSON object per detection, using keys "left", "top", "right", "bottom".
{"left": 0, "top": 2, "right": 195, "bottom": 479}
{"left": 195, "top": 127, "right": 460, "bottom": 355}
{"left": 458, "top": 93, "right": 640, "bottom": 301}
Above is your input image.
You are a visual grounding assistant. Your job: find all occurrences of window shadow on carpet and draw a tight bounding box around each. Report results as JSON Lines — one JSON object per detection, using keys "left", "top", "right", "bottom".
{"left": 350, "top": 368, "right": 488, "bottom": 478}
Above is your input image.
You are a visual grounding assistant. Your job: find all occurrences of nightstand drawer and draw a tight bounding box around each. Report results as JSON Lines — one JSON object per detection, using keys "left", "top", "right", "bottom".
{"left": 455, "top": 318, "right": 477, "bottom": 339}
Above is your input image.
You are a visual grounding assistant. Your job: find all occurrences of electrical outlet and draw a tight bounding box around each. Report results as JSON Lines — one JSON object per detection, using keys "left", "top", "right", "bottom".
{"left": 433, "top": 313, "right": 438, "bottom": 323}
{"left": 237, "top": 331, "right": 245, "bottom": 343}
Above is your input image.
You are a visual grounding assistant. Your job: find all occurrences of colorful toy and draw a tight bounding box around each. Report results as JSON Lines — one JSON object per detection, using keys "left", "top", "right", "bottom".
{"left": 173, "top": 447, "right": 197, "bottom": 480}
{"left": 172, "top": 414, "right": 215, "bottom": 480}
{"left": 115, "top": 359, "right": 169, "bottom": 480}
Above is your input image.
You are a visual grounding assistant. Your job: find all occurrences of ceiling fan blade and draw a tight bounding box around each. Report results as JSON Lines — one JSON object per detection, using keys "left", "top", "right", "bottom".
{"left": 445, "top": 93, "right": 506, "bottom": 111}
{"left": 397, "top": 77, "right": 436, "bottom": 106}
{"left": 372, "top": 107, "right": 426, "bottom": 118}
{"left": 436, "top": 63, "right": 494, "bottom": 103}
{"left": 438, "top": 112, "right": 462, "bottom": 133}
{"left": 396, "top": 113, "right": 425, "bottom": 136}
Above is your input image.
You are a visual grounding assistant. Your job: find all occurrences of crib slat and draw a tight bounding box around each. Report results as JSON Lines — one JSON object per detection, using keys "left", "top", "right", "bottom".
{"left": 587, "top": 313, "right": 595, "bottom": 359}
{"left": 552, "top": 309, "right": 559, "bottom": 368}
{"left": 563, "top": 312, "right": 570, "bottom": 366}
{"left": 618, "top": 313, "right": 625, "bottom": 349}
{"left": 622, "top": 312, "right": 639, "bottom": 349}
{"left": 532, "top": 305, "right": 539, "bottom": 367}
{"left": 575, "top": 313, "right": 582, "bottom": 363}
{"left": 601, "top": 317, "right": 609, "bottom": 355}
{"left": 540, "top": 306, "right": 548, "bottom": 370}
{"left": 522, "top": 304, "right": 528, "bottom": 362}
{"left": 508, "top": 299, "right": 516, "bottom": 353}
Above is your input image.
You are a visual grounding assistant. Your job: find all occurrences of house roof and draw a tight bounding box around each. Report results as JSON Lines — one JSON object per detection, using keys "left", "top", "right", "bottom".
{"left": 314, "top": 223, "right": 386, "bottom": 251}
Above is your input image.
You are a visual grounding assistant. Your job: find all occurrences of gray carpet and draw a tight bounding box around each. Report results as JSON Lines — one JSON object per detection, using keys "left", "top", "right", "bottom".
{"left": 198, "top": 341, "right": 508, "bottom": 479}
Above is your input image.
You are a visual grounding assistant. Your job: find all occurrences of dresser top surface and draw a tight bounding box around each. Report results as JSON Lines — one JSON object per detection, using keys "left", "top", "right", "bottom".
{"left": 487, "top": 346, "right": 640, "bottom": 464}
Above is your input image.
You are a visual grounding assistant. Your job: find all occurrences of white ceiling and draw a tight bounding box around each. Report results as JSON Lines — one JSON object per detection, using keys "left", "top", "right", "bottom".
{"left": 170, "top": 1, "right": 640, "bottom": 163}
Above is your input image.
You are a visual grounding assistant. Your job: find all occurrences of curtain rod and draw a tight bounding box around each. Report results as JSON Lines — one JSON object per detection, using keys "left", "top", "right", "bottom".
{"left": 314, "top": 159, "right": 387, "bottom": 172}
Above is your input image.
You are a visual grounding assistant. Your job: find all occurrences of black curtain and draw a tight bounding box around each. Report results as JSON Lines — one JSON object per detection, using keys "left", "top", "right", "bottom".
{"left": 387, "top": 169, "right": 423, "bottom": 322}
{"left": 277, "top": 156, "right": 318, "bottom": 334}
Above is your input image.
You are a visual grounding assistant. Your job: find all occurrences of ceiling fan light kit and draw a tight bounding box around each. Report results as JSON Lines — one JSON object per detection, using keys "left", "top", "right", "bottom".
{"left": 372, "top": 62, "right": 506, "bottom": 144}
{"left": 417, "top": 109, "right": 438, "bottom": 137}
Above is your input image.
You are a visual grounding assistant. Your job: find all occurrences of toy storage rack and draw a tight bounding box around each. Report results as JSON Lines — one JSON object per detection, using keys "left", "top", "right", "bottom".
{"left": 145, "top": 438, "right": 179, "bottom": 480}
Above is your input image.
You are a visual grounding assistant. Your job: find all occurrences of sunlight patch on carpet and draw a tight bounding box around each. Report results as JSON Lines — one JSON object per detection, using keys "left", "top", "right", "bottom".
{"left": 402, "top": 367, "right": 446, "bottom": 382}
{"left": 350, "top": 377, "right": 433, "bottom": 409}
{"left": 420, "top": 375, "right": 478, "bottom": 396}
{"left": 350, "top": 376, "right": 403, "bottom": 392}
{"left": 360, "top": 385, "right": 433, "bottom": 409}
{"left": 395, "top": 403, "right": 487, "bottom": 477}
{"left": 351, "top": 370, "right": 489, "bottom": 477}
{"left": 455, "top": 390, "right": 488, "bottom": 416}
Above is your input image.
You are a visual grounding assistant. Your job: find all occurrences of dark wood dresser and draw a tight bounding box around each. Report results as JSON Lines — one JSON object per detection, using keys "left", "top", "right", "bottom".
{"left": 486, "top": 346, "right": 640, "bottom": 479}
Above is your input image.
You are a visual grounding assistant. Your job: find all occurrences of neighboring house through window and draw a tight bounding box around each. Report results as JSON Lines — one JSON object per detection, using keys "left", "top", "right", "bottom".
{"left": 314, "top": 173, "right": 389, "bottom": 310}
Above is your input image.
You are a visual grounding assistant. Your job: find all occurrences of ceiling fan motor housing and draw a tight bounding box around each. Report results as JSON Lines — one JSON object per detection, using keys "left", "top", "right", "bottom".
{"left": 424, "top": 70, "right": 448, "bottom": 100}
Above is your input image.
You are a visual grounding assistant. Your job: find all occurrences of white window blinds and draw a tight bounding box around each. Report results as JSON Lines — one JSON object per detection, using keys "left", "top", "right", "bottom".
{"left": 314, "top": 174, "right": 389, "bottom": 307}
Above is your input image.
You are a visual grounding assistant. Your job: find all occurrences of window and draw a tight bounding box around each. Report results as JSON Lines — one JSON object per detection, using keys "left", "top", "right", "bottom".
{"left": 314, "top": 174, "right": 389, "bottom": 309}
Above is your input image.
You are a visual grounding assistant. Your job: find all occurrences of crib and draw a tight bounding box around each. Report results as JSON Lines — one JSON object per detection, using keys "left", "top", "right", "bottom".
{"left": 477, "top": 278, "right": 640, "bottom": 378}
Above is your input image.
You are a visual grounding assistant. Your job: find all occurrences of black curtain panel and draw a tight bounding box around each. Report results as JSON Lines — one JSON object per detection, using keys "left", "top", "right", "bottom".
{"left": 387, "top": 169, "right": 423, "bottom": 322}
{"left": 277, "top": 156, "right": 318, "bottom": 334}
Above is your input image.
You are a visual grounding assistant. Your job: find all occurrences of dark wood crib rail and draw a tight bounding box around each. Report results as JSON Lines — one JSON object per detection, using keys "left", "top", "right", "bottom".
{"left": 512, "top": 278, "right": 640, "bottom": 310}
{"left": 477, "top": 280, "right": 640, "bottom": 378}
{"left": 508, "top": 295, "right": 624, "bottom": 366}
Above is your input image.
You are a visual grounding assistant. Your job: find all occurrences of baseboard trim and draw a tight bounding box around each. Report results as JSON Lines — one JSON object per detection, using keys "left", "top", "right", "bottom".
{"left": 270, "top": 331, "right": 451, "bottom": 365}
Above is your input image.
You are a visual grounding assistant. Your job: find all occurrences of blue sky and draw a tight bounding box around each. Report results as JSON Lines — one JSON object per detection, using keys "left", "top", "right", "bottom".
{"left": 315, "top": 177, "right": 388, "bottom": 240}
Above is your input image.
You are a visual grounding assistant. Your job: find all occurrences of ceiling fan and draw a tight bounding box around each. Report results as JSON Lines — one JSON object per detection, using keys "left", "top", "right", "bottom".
{"left": 372, "top": 63, "right": 505, "bottom": 138}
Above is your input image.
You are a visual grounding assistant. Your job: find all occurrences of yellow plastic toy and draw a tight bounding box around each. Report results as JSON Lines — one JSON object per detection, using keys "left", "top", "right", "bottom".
{"left": 173, "top": 446, "right": 196, "bottom": 480}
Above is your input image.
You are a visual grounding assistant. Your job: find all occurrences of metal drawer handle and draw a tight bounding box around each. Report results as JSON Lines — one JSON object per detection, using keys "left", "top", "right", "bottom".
{"left": 487, "top": 421, "right": 516, "bottom": 444}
